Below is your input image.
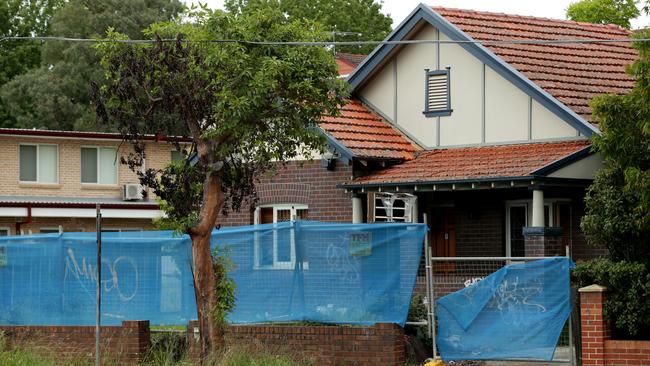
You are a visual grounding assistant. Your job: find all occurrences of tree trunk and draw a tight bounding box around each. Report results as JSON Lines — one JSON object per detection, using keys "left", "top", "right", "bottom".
{"left": 189, "top": 172, "right": 226, "bottom": 360}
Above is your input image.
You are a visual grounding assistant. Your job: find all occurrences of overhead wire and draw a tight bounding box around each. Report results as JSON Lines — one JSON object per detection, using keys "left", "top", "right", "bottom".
{"left": 1, "top": 35, "right": 649, "bottom": 46}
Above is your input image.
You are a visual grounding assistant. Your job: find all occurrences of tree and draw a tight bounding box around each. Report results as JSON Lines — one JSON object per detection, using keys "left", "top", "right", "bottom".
{"left": 581, "top": 29, "right": 650, "bottom": 262}
{"left": 566, "top": 0, "right": 640, "bottom": 29}
{"left": 225, "top": 0, "right": 393, "bottom": 54}
{"left": 0, "top": 0, "right": 184, "bottom": 130}
{"left": 0, "top": 0, "right": 63, "bottom": 127}
{"left": 93, "top": 7, "right": 347, "bottom": 357}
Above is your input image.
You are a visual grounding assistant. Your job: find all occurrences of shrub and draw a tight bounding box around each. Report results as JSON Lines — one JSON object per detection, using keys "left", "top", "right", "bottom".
{"left": 573, "top": 259, "right": 650, "bottom": 338}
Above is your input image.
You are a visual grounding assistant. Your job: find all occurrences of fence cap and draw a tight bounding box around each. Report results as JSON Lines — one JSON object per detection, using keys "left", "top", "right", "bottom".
{"left": 578, "top": 284, "right": 608, "bottom": 293}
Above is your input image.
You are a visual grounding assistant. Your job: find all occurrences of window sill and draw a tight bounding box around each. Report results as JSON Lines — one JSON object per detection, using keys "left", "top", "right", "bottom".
{"left": 81, "top": 184, "right": 120, "bottom": 190}
{"left": 423, "top": 109, "right": 453, "bottom": 117}
{"left": 18, "top": 182, "right": 61, "bottom": 189}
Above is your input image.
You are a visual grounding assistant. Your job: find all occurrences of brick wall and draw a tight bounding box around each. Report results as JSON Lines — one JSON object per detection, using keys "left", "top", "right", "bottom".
{"left": 0, "top": 135, "right": 176, "bottom": 199}
{"left": 0, "top": 320, "right": 150, "bottom": 364}
{"left": 187, "top": 321, "right": 405, "bottom": 365}
{"left": 570, "top": 202, "right": 607, "bottom": 260}
{"left": 0, "top": 217, "right": 156, "bottom": 235}
{"left": 579, "top": 285, "right": 650, "bottom": 365}
{"left": 218, "top": 159, "right": 354, "bottom": 226}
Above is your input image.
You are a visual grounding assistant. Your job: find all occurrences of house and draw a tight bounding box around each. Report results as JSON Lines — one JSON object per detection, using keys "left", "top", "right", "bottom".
{"left": 220, "top": 5, "right": 639, "bottom": 268}
{"left": 0, "top": 128, "right": 188, "bottom": 235}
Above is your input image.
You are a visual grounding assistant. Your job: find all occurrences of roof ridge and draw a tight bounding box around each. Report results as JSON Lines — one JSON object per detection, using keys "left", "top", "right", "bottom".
{"left": 431, "top": 5, "right": 631, "bottom": 34}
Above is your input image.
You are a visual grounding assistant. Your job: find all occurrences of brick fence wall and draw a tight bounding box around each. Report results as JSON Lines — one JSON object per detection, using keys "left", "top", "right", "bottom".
{"left": 579, "top": 285, "right": 650, "bottom": 365}
{"left": 0, "top": 320, "right": 150, "bottom": 364}
{"left": 187, "top": 321, "right": 405, "bottom": 365}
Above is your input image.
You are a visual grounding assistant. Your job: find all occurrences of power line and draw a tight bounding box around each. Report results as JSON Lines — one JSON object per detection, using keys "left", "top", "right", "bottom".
{"left": 1, "top": 35, "right": 649, "bottom": 46}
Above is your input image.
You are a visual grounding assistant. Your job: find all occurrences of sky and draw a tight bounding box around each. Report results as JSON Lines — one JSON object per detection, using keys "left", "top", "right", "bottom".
{"left": 186, "top": 0, "right": 650, "bottom": 30}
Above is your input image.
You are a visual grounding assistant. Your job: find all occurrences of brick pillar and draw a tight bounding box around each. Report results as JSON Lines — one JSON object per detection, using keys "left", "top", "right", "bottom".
{"left": 579, "top": 285, "right": 610, "bottom": 365}
{"left": 522, "top": 227, "right": 564, "bottom": 257}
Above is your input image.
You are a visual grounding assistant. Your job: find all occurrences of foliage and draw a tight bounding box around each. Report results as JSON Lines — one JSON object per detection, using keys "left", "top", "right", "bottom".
{"left": 94, "top": 3, "right": 346, "bottom": 353}
{"left": 0, "top": 0, "right": 184, "bottom": 130}
{"left": 95, "top": 7, "right": 347, "bottom": 231}
{"left": 144, "top": 331, "right": 193, "bottom": 366}
{"left": 211, "top": 246, "right": 237, "bottom": 329}
{"left": 224, "top": 0, "right": 392, "bottom": 54}
{"left": 0, "top": 331, "right": 94, "bottom": 366}
{"left": 573, "top": 259, "right": 650, "bottom": 338}
{"left": 581, "top": 29, "right": 650, "bottom": 262}
{"left": 406, "top": 294, "right": 432, "bottom": 352}
{"left": 566, "top": 0, "right": 640, "bottom": 28}
{"left": 207, "top": 342, "right": 314, "bottom": 366}
{"left": 0, "top": 0, "right": 63, "bottom": 127}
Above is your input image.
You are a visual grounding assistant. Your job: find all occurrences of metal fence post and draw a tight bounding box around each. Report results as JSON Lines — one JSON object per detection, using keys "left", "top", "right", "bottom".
{"left": 95, "top": 204, "right": 102, "bottom": 366}
{"left": 423, "top": 213, "right": 437, "bottom": 359}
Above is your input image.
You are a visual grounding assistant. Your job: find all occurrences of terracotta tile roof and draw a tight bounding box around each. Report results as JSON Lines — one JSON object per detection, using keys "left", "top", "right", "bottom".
{"left": 336, "top": 53, "right": 367, "bottom": 66}
{"left": 320, "top": 99, "right": 418, "bottom": 160}
{"left": 352, "top": 140, "right": 591, "bottom": 184}
{"left": 434, "top": 7, "right": 638, "bottom": 123}
{"left": 336, "top": 53, "right": 366, "bottom": 75}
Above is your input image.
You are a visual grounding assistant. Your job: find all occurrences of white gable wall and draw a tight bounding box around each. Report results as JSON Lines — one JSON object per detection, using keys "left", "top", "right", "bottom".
{"left": 395, "top": 26, "right": 438, "bottom": 147}
{"left": 358, "top": 22, "right": 581, "bottom": 148}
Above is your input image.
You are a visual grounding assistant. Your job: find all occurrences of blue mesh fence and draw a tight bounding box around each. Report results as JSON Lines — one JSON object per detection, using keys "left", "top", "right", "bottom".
{"left": 435, "top": 257, "right": 574, "bottom": 361}
{"left": 0, "top": 221, "right": 426, "bottom": 327}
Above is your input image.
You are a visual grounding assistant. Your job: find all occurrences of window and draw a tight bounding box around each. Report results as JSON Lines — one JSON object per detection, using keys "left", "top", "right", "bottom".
{"left": 81, "top": 147, "right": 117, "bottom": 184}
{"left": 102, "top": 228, "right": 143, "bottom": 233}
{"left": 40, "top": 227, "right": 61, "bottom": 234}
{"left": 254, "top": 204, "right": 308, "bottom": 269}
{"left": 369, "top": 192, "right": 416, "bottom": 222}
{"left": 0, "top": 227, "right": 10, "bottom": 236}
{"left": 504, "top": 199, "right": 568, "bottom": 256}
{"left": 171, "top": 150, "right": 183, "bottom": 162}
{"left": 423, "top": 68, "right": 452, "bottom": 117}
{"left": 19, "top": 144, "right": 58, "bottom": 183}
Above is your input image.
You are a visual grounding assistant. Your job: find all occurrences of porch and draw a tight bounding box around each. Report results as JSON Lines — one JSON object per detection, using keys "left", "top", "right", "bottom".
{"left": 340, "top": 140, "right": 608, "bottom": 296}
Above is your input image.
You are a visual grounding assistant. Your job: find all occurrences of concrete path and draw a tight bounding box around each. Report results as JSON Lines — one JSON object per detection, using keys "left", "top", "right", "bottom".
{"left": 484, "top": 347, "right": 573, "bottom": 366}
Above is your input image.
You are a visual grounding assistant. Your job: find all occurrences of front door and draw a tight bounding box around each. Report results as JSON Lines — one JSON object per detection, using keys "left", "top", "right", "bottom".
{"left": 429, "top": 207, "right": 456, "bottom": 258}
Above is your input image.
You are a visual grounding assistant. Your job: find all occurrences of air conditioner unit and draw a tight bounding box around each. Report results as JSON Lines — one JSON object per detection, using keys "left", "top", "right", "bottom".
{"left": 123, "top": 184, "right": 143, "bottom": 201}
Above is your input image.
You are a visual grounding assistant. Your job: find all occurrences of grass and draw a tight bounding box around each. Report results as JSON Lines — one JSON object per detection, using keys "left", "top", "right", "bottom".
{"left": 0, "top": 330, "right": 310, "bottom": 366}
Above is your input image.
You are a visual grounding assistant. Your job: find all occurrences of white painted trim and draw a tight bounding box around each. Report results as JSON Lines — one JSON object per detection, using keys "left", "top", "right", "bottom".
{"left": 19, "top": 143, "right": 59, "bottom": 184}
{"left": 0, "top": 226, "right": 10, "bottom": 236}
{"left": 253, "top": 203, "right": 309, "bottom": 270}
{"left": 504, "top": 198, "right": 571, "bottom": 255}
{"left": 0, "top": 207, "right": 162, "bottom": 219}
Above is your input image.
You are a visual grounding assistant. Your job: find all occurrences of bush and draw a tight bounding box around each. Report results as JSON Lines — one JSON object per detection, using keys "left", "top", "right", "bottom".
{"left": 573, "top": 259, "right": 650, "bottom": 338}
{"left": 144, "top": 331, "right": 192, "bottom": 366}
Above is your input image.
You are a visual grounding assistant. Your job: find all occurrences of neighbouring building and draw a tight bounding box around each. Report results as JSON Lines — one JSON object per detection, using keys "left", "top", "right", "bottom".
{"left": 221, "top": 5, "right": 639, "bottom": 275}
{"left": 0, "top": 129, "right": 188, "bottom": 235}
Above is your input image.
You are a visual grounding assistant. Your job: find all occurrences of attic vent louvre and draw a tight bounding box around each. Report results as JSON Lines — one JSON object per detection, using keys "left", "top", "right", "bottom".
{"left": 423, "top": 68, "right": 452, "bottom": 117}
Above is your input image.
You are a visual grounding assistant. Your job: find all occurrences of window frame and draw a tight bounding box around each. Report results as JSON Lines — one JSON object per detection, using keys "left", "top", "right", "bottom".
{"left": 39, "top": 226, "right": 62, "bottom": 234}
{"left": 369, "top": 192, "right": 416, "bottom": 223}
{"left": 253, "top": 204, "right": 308, "bottom": 270}
{"left": 0, "top": 227, "right": 10, "bottom": 236}
{"left": 504, "top": 199, "right": 571, "bottom": 257}
{"left": 101, "top": 228, "right": 143, "bottom": 233}
{"left": 19, "top": 143, "right": 59, "bottom": 184}
{"left": 80, "top": 146, "right": 119, "bottom": 185}
{"left": 423, "top": 68, "right": 453, "bottom": 118}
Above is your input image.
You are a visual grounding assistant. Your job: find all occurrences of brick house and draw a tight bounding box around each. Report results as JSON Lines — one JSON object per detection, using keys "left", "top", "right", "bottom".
{"left": 0, "top": 129, "right": 187, "bottom": 235}
{"left": 221, "top": 5, "right": 638, "bottom": 272}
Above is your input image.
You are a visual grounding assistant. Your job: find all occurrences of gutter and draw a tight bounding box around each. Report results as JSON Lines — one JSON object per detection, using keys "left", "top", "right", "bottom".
{"left": 0, "top": 202, "right": 160, "bottom": 210}
{"left": 338, "top": 175, "right": 593, "bottom": 190}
